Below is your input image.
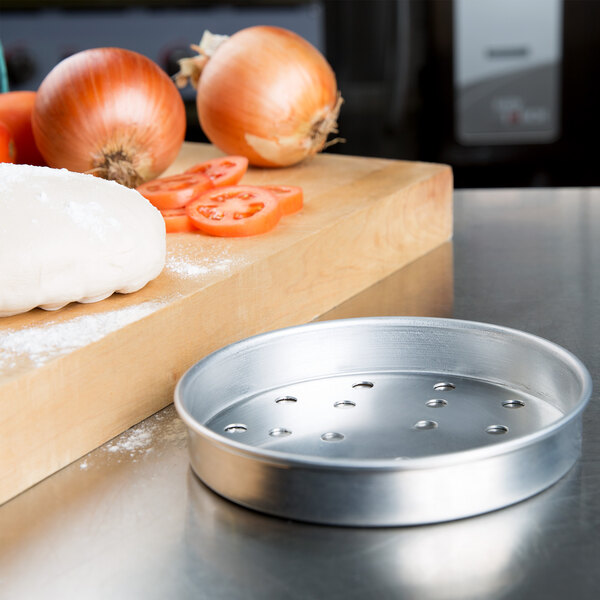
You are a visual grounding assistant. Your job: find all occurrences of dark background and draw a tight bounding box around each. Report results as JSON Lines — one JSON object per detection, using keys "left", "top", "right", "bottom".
{"left": 2, "top": 0, "right": 599, "bottom": 188}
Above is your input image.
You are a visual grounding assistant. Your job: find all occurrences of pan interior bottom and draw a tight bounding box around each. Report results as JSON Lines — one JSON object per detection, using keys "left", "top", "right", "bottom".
{"left": 205, "top": 372, "right": 563, "bottom": 460}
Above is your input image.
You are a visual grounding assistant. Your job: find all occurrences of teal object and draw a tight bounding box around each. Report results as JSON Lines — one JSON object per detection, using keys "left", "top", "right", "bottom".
{"left": 0, "top": 40, "right": 9, "bottom": 92}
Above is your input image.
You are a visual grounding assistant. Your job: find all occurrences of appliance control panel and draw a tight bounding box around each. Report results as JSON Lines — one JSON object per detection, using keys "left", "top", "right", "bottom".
{"left": 453, "top": 0, "right": 562, "bottom": 145}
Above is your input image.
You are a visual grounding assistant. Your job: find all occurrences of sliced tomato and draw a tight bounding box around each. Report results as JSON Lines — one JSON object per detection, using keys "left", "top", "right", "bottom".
{"left": 186, "top": 185, "right": 282, "bottom": 237}
{"left": 136, "top": 172, "right": 213, "bottom": 210}
{"left": 184, "top": 156, "right": 248, "bottom": 187}
{"left": 160, "top": 208, "right": 197, "bottom": 233}
{"left": 0, "top": 122, "right": 16, "bottom": 163}
{"left": 261, "top": 185, "right": 303, "bottom": 215}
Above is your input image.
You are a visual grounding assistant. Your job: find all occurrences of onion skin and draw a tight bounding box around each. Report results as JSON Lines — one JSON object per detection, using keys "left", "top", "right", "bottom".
{"left": 193, "top": 26, "right": 341, "bottom": 168}
{"left": 32, "top": 48, "right": 186, "bottom": 187}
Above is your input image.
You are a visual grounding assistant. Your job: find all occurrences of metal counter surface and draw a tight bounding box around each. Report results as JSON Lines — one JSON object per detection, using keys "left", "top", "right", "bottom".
{"left": 1, "top": 188, "right": 599, "bottom": 599}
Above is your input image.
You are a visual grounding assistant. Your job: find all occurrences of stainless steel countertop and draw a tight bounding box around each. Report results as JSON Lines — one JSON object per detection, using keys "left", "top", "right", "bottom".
{"left": 2, "top": 188, "right": 599, "bottom": 599}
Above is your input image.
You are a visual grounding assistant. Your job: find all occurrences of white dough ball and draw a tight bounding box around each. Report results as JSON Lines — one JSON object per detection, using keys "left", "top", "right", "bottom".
{"left": 0, "top": 164, "right": 166, "bottom": 317}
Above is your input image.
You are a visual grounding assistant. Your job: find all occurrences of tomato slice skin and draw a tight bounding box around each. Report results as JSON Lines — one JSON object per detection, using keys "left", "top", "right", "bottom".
{"left": 261, "top": 185, "right": 303, "bottom": 215}
{"left": 137, "top": 172, "right": 213, "bottom": 210}
{"left": 184, "top": 156, "right": 249, "bottom": 187}
{"left": 186, "top": 185, "right": 282, "bottom": 237}
{"left": 160, "top": 208, "right": 197, "bottom": 233}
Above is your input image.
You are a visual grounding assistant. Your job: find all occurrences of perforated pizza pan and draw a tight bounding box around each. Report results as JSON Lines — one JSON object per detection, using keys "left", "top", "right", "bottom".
{"left": 175, "top": 317, "right": 592, "bottom": 527}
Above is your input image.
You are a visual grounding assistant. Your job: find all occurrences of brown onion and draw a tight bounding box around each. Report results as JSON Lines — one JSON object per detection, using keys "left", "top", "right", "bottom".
{"left": 177, "top": 27, "right": 342, "bottom": 167}
{"left": 32, "top": 47, "right": 186, "bottom": 187}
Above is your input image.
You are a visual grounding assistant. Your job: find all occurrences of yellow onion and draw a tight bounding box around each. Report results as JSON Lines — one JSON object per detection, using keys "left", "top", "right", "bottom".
{"left": 33, "top": 47, "right": 186, "bottom": 187}
{"left": 177, "top": 27, "right": 342, "bottom": 167}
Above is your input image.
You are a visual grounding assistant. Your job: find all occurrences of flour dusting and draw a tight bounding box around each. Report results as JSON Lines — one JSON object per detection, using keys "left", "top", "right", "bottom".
{"left": 64, "top": 199, "right": 123, "bottom": 242}
{"left": 101, "top": 406, "right": 187, "bottom": 461}
{"left": 106, "top": 426, "right": 153, "bottom": 454}
{"left": 73, "top": 407, "right": 186, "bottom": 470}
{"left": 166, "top": 255, "right": 236, "bottom": 278}
{"left": 0, "top": 301, "right": 164, "bottom": 371}
{"left": 165, "top": 241, "right": 244, "bottom": 280}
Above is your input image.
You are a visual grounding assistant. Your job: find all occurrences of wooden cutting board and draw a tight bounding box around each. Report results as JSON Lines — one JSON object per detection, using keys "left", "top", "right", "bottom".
{"left": 0, "top": 143, "right": 452, "bottom": 504}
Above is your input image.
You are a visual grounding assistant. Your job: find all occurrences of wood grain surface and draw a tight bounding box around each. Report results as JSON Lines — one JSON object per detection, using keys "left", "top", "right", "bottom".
{"left": 0, "top": 143, "right": 453, "bottom": 503}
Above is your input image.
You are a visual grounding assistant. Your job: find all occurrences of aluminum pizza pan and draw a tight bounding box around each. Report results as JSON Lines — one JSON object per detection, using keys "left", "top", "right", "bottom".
{"left": 174, "top": 317, "right": 592, "bottom": 527}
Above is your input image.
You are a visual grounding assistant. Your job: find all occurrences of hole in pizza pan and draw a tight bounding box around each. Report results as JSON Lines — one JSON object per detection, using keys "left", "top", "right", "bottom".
{"left": 269, "top": 428, "right": 292, "bottom": 437}
{"left": 224, "top": 424, "right": 247, "bottom": 433}
{"left": 413, "top": 420, "right": 438, "bottom": 430}
{"left": 433, "top": 382, "right": 455, "bottom": 391}
{"left": 426, "top": 398, "right": 448, "bottom": 408}
{"left": 486, "top": 425, "right": 509, "bottom": 435}
{"left": 334, "top": 400, "right": 356, "bottom": 409}
{"left": 503, "top": 400, "right": 525, "bottom": 409}
{"left": 352, "top": 381, "right": 373, "bottom": 389}
{"left": 275, "top": 396, "right": 297, "bottom": 404}
{"left": 321, "top": 432, "right": 345, "bottom": 442}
